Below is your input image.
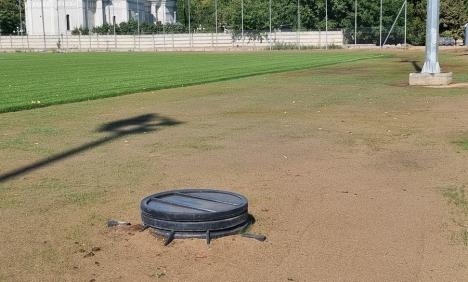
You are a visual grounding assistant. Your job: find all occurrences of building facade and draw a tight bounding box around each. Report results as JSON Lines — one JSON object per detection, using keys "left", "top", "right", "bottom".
{"left": 25, "top": 0, "right": 177, "bottom": 35}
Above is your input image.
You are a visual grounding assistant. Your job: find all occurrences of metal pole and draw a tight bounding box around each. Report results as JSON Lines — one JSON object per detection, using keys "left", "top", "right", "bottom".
{"left": 354, "top": 0, "right": 357, "bottom": 46}
{"left": 113, "top": 4, "right": 116, "bottom": 49}
{"left": 465, "top": 24, "right": 468, "bottom": 46}
{"left": 188, "top": 0, "right": 191, "bottom": 47}
{"left": 40, "top": 0, "right": 46, "bottom": 49}
{"left": 86, "top": 0, "right": 89, "bottom": 30}
{"left": 56, "top": 0, "right": 60, "bottom": 36}
{"left": 64, "top": 0, "right": 68, "bottom": 50}
{"left": 269, "top": 0, "right": 272, "bottom": 50}
{"left": 325, "top": 0, "right": 328, "bottom": 50}
{"left": 136, "top": 0, "right": 140, "bottom": 35}
{"left": 297, "top": 0, "right": 300, "bottom": 50}
{"left": 421, "top": 0, "right": 441, "bottom": 73}
{"left": 18, "top": 0, "right": 23, "bottom": 36}
{"left": 379, "top": 0, "right": 383, "bottom": 48}
{"left": 215, "top": 0, "right": 218, "bottom": 46}
{"left": 241, "top": 0, "right": 244, "bottom": 46}
{"left": 404, "top": 0, "right": 407, "bottom": 49}
{"left": 383, "top": 0, "right": 406, "bottom": 46}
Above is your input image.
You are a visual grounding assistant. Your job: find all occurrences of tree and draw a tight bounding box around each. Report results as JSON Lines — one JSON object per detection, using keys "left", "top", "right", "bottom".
{"left": 440, "top": 0, "right": 468, "bottom": 40}
{"left": 0, "top": 0, "right": 24, "bottom": 35}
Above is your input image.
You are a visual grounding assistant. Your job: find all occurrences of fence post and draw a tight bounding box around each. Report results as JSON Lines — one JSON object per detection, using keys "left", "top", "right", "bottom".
{"left": 10, "top": 35, "right": 13, "bottom": 49}
{"left": 133, "top": 34, "right": 136, "bottom": 51}
{"left": 163, "top": 32, "right": 166, "bottom": 49}
{"left": 172, "top": 33, "right": 174, "bottom": 48}
{"left": 26, "top": 34, "right": 30, "bottom": 51}
{"left": 114, "top": 33, "right": 117, "bottom": 50}
{"left": 152, "top": 33, "right": 155, "bottom": 52}
{"left": 65, "top": 31, "right": 69, "bottom": 50}
{"left": 96, "top": 33, "right": 99, "bottom": 50}
{"left": 89, "top": 34, "right": 91, "bottom": 51}
{"left": 79, "top": 32, "right": 82, "bottom": 51}
{"left": 319, "top": 29, "right": 322, "bottom": 48}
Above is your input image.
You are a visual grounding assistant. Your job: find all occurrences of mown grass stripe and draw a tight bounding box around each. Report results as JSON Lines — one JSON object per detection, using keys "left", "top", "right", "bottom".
{"left": 0, "top": 52, "right": 386, "bottom": 113}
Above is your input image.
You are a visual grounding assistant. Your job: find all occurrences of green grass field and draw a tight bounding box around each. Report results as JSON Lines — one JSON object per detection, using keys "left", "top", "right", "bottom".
{"left": 0, "top": 51, "right": 383, "bottom": 113}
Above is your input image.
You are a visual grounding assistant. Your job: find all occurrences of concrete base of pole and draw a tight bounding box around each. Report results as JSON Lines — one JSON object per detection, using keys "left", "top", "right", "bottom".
{"left": 409, "top": 72, "right": 453, "bottom": 86}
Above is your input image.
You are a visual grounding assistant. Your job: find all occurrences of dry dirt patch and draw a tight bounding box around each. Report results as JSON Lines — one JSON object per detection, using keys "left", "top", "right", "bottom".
{"left": 1, "top": 50, "right": 468, "bottom": 281}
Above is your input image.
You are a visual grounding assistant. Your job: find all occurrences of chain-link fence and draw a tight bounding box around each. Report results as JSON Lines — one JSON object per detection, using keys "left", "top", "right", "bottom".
{"left": 0, "top": 0, "right": 412, "bottom": 51}
{"left": 344, "top": 27, "right": 407, "bottom": 46}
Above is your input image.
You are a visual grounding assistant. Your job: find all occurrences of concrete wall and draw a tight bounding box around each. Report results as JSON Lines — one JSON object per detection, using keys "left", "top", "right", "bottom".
{"left": 0, "top": 31, "right": 343, "bottom": 51}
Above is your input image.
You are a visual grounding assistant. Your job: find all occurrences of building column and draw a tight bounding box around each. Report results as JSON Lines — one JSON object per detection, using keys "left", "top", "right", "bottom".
{"left": 157, "top": 0, "right": 167, "bottom": 24}
{"left": 95, "top": 0, "right": 104, "bottom": 26}
{"left": 150, "top": 0, "right": 158, "bottom": 23}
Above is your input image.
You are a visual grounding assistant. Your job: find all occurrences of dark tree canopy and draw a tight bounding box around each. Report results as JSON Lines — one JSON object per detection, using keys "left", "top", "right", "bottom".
{"left": 0, "top": 0, "right": 23, "bottom": 35}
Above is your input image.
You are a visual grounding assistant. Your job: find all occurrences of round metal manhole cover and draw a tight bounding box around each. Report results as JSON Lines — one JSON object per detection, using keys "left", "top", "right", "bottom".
{"left": 140, "top": 189, "right": 250, "bottom": 244}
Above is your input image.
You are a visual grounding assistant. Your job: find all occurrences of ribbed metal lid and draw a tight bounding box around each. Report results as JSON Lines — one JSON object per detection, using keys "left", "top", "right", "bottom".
{"left": 140, "top": 189, "right": 248, "bottom": 222}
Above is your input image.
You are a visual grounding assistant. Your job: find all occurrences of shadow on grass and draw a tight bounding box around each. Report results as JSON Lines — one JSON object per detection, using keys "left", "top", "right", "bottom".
{"left": 401, "top": 59, "right": 422, "bottom": 72}
{"left": 411, "top": 61, "right": 422, "bottom": 72}
{"left": 0, "top": 113, "right": 183, "bottom": 183}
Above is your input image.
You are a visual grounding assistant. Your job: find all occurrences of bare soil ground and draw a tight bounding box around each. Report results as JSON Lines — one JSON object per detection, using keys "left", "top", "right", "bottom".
{"left": 1, "top": 49, "right": 468, "bottom": 281}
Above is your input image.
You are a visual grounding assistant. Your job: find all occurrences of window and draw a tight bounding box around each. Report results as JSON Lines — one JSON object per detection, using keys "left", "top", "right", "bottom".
{"left": 66, "top": 15, "right": 70, "bottom": 31}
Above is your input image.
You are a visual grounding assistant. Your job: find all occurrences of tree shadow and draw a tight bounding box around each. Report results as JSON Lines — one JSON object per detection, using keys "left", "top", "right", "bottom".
{"left": 0, "top": 113, "right": 183, "bottom": 183}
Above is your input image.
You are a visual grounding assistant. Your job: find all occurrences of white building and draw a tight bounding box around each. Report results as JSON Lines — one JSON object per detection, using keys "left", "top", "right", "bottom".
{"left": 25, "top": 0, "right": 177, "bottom": 35}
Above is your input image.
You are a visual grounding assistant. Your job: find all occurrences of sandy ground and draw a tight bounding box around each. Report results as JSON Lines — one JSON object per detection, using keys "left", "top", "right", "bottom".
{"left": 1, "top": 50, "right": 468, "bottom": 281}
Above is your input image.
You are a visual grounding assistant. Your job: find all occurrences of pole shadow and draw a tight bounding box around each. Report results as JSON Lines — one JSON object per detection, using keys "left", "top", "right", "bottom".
{"left": 0, "top": 113, "right": 183, "bottom": 183}
{"left": 411, "top": 61, "right": 422, "bottom": 72}
{"left": 401, "top": 59, "right": 422, "bottom": 72}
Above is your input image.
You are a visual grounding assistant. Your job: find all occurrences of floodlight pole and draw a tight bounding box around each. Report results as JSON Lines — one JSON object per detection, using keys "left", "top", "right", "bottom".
{"left": 465, "top": 23, "right": 468, "bottom": 46}
{"left": 421, "top": 0, "right": 440, "bottom": 73}
{"left": 409, "top": 0, "right": 451, "bottom": 86}
{"left": 379, "top": 0, "right": 383, "bottom": 48}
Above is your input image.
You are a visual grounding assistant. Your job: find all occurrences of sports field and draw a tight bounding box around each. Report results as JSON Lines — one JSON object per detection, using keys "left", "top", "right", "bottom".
{"left": 1, "top": 49, "right": 468, "bottom": 281}
{"left": 0, "top": 51, "right": 382, "bottom": 113}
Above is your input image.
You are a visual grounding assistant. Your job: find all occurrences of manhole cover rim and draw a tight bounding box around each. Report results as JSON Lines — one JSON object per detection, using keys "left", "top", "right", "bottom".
{"left": 140, "top": 188, "right": 248, "bottom": 222}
